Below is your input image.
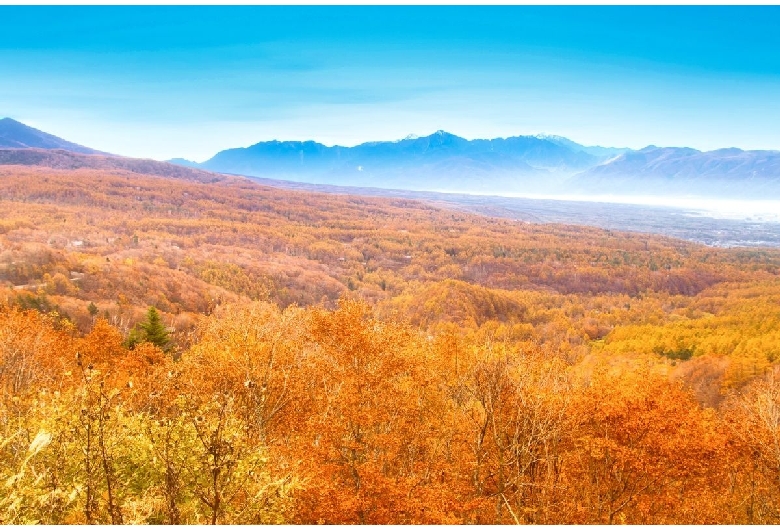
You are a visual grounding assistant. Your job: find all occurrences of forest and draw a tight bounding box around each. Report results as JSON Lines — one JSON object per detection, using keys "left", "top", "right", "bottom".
{"left": 2, "top": 164, "right": 780, "bottom": 523}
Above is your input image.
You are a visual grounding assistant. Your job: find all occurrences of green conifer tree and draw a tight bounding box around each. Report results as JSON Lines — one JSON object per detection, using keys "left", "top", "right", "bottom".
{"left": 137, "top": 306, "right": 171, "bottom": 352}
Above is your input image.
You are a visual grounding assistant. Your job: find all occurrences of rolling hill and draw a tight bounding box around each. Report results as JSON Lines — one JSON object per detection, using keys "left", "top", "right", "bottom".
{"left": 0, "top": 148, "right": 231, "bottom": 184}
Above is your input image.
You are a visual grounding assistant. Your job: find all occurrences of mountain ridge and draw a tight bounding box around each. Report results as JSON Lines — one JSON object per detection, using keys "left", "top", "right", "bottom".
{"left": 0, "top": 117, "right": 105, "bottom": 155}
{"left": 569, "top": 145, "right": 780, "bottom": 198}
{"left": 189, "top": 130, "right": 607, "bottom": 194}
{"left": 180, "top": 130, "right": 780, "bottom": 198}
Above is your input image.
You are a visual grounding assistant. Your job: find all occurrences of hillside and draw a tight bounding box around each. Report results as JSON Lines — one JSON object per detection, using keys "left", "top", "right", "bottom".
{"left": 1, "top": 162, "right": 779, "bottom": 385}
{"left": 0, "top": 148, "right": 233, "bottom": 184}
{"left": 0, "top": 117, "right": 104, "bottom": 154}
{"left": 2, "top": 162, "right": 780, "bottom": 524}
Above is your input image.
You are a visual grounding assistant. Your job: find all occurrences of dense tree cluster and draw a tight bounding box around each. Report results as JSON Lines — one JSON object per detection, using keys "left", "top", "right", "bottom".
{"left": 2, "top": 301, "right": 780, "bottom": 523}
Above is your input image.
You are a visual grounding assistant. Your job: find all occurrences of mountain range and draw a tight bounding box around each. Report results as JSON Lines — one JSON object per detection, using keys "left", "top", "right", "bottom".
{"left": 1, "top": 117, "right": 779, "bottom": 199}
{"left": 181, "top": 130, "right": 624, "bottom": 194}
{"left": 174, "top": 131, "right": 780, "bottom": 198}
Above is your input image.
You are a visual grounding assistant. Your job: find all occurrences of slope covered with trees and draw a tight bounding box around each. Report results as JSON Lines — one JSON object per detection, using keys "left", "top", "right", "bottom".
{"left": 2, "top": 163, "right": 780, "bottom": 523}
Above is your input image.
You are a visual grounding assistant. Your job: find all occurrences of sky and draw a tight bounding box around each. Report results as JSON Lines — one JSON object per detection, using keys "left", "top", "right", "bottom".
{"left": 1, "top": 6, "right": 780, "bottom": 161}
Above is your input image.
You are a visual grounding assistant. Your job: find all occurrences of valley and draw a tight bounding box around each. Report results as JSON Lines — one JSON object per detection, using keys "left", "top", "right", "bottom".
{"left": 243, "top": 176, "right": 780, "bottom": 248}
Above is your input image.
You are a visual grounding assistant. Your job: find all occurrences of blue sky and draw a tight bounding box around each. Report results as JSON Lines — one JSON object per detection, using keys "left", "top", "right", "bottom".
{"left": 1, "top": 6, "right": 779, "bottom": 161}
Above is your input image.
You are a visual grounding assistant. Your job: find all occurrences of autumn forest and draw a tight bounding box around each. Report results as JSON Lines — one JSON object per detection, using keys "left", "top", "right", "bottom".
{"left": 2, "top": 164, "right": 780, "bottom": 524}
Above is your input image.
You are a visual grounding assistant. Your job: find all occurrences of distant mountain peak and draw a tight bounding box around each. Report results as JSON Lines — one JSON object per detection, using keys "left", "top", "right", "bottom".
{"left": 167, "top": 157, "right": 201, "bottom": 168}
{"left": 637, "top": 145, "right": 700, "bottom": 155}
{"left": 534, "top": 133, "right": 566, "bottom": 142}
{"left": 432, "top": 129, "right": 458, "bottom": 138}
{"left": 410, "top": 130, "right": 464, "bottom": 142}
{"left": 712, "top": 147, "right": 745, "bottom": 155}
{"left": 0, "top": 117, "right": 24, "bottom": 127}
{"left": 0, "top": 117, "right": 104, "bottom": 155}
{"left": 421, "top": 130, "right": 466, "bottom": 144}
{"left": 534, "top": 133, "right": 630, "bottom": 159}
